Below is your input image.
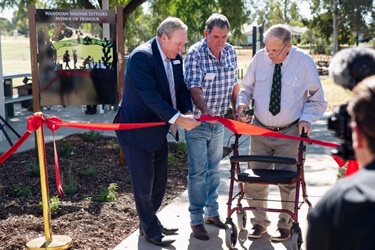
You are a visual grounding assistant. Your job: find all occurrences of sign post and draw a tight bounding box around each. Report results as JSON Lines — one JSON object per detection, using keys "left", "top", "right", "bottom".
{"left": 25, "top": 4, "right": 124, "bottom": 248}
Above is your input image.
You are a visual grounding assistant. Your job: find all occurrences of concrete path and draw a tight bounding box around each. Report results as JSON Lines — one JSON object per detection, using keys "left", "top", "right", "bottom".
{"left": 0, "top": 105, "right": 341, "bottom": 250}
{"left": 114, "top": 114, "right": 340, "bottom": 250}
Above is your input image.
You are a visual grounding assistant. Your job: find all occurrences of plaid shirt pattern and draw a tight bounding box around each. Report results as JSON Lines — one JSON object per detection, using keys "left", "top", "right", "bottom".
{"left": 184, "top": 39, "right": 238, "bottom": 116}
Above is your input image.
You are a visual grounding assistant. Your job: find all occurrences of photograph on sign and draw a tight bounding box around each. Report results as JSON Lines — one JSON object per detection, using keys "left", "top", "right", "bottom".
{"left": 36, "top": 9, "right": 117, "bottom": 106}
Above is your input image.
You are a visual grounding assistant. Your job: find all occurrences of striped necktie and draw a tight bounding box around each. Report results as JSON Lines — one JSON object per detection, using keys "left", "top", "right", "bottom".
{"left": 165, "top": 58, "right": 176, "bottom": 109}
{"left": 165, "top": 58, "right": 178, "bottom": 139}
{"left": 269, "top": 63, "right": 282, "bottom": 116}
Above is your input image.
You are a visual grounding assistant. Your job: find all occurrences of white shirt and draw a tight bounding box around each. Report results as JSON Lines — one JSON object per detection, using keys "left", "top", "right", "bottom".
{"left": 237, "top": 46, "right": 327, "bottom": 127}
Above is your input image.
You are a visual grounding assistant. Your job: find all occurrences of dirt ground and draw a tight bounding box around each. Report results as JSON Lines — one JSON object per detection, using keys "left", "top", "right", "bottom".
{"left": 0, "top": 133, "right": 231, "bottom": 249}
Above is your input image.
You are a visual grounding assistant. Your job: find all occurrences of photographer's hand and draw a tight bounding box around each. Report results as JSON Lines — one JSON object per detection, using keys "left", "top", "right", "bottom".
{"left": 298, "top": 121, "right": 311, "bottom": 136}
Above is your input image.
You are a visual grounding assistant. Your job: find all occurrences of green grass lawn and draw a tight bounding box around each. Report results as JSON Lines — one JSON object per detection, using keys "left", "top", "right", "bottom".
{"left": 1, "top": 36, "right": 31, "bottom": 73}
{"left": 321, "top": 77, "right": 352, "bottom": 111}
{"left": 1, "top": 36, "right": 32, "bottom": 87}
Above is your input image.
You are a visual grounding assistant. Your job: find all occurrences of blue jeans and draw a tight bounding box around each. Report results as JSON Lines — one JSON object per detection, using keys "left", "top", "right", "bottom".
{"left": 185, "top": 122, "right": 224, "bottom": 225}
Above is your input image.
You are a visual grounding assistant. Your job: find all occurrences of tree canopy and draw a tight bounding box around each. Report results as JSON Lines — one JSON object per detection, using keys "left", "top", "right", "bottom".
{"left": 141, "top": 0, "right": 250, "bottom": 45}
{"left": 1, "top": 0, "right": 374, "bottom": 54}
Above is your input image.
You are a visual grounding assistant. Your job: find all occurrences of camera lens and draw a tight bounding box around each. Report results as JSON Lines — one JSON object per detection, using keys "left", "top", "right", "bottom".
{"left": 328, "top": 104, "right": 352, "bottom": 140}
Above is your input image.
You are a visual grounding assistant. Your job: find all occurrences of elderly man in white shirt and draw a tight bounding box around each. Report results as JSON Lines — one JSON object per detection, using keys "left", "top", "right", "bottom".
{"left": 237, "top": 24, "right": 327, "bottom": 242}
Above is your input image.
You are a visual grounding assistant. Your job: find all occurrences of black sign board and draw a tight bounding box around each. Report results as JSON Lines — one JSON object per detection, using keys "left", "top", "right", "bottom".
{"left": 34, "top": 9, "right": 119, "bottom": 106}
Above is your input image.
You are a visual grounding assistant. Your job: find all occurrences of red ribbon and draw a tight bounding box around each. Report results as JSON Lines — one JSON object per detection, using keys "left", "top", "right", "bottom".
{"left": 346, "top": 160, "right": 359, "bottom": 176}
{"left": 27, "top": 116, "right": 165, "bottom": 197}
{"left": 198, "top": 115, "right": 340, "bottom": 147}
{"left": 1, "top": 114, "right": 357, "bottom": 197}
{"left": 198, "top": 115, "right": 356, "bottom": 175}
{"left": 0, "top": 131, "right": 31, "bottom": 164}
{"left": 58, "top": 121, "right": 165, "bottom": 130}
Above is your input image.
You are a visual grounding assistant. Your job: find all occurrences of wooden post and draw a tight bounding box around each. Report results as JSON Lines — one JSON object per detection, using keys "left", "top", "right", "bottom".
{"left": 116, "top": 6, "right": 125, "bottom": 166}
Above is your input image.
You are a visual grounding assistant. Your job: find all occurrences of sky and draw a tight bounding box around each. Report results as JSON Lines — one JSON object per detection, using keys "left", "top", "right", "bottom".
{"left": 0, "top": 8, "right": 14, "bottom": 21}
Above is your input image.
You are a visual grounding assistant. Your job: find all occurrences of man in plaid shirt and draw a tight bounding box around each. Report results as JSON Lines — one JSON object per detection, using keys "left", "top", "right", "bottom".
{"left": 184, "top": 13, "right": 239, "bottom": 241}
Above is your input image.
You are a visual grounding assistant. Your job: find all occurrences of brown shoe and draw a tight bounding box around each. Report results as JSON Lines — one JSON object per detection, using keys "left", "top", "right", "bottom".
{"left": 248, "top": 225, "right": 267, "bottom": 239}
{"left": 270, "top": 228, "right": 291, "bottom": 242}
{"left": 191, "top": 224, "right": 210, "bottom": 241}
{"left": 204, "top": 215, "right": 225, "bottom": 229}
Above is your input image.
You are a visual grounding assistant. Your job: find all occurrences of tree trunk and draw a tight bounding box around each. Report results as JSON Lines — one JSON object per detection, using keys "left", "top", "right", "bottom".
{"left": 332, "top": 0, "right": 338, "bottom": 55}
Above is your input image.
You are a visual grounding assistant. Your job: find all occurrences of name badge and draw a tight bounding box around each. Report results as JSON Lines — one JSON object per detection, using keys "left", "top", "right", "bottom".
{"left": 204, "top": 73, "right": 216, "bottom": 81}
{"left": 172, "top": 60, "right": 181, "bottom": 65}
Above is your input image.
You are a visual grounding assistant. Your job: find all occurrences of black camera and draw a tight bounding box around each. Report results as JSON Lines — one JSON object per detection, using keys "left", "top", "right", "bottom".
{"left": 327, "top": 104, "right": 354, "bottom": 160}
{"left": 327, "top": 47, "right": 375, "bottom": 160}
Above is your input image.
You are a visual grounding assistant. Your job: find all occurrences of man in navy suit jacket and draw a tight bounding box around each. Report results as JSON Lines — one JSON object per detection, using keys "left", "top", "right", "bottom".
{"left": 116, "top": 17, "right": 200, "bottom": 247}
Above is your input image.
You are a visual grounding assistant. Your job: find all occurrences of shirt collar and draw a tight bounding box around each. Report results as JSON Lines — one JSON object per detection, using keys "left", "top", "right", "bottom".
{"left": 282, "top": 46, "right": 294, "bottom": 67}
{"left": 203, "top": 38, "right": 226, "bottom": 60}
{"left": 156, "top": 37, "right": 168, "bottom": 61}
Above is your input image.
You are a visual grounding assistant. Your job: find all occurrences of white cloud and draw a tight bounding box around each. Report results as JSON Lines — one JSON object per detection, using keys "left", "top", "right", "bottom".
{"left": 0, "top": 8, "right": 15, "bottom": 21}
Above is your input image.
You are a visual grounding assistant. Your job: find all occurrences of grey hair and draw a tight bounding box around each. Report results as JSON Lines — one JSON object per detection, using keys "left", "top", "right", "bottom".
{"left": 205, "top": 13, "right": 230, "bottom": 33}
{"left": 156, "top": 17, "right": 188, "bottom": 38}
{"left": 263, "top": 24, "right": 292, "bottom": 45}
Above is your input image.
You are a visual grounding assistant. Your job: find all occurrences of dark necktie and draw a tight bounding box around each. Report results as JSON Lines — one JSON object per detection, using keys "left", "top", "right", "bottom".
{"left": 269, "top": 63, "right": 282, "bottom": 116}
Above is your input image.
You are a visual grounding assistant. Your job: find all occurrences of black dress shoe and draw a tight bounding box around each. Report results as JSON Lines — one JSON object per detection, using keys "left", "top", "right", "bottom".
{"left": 191, "top": 224, "right": 209, "bottom": 241}
{"left": 139, "top": 225, "right": 178, "bottom": 236}
{"left": 161, "top": 225, "right": 178, "bottom": 235}
{"left": 145, "top": 235, "right": 175, "bottom": 246}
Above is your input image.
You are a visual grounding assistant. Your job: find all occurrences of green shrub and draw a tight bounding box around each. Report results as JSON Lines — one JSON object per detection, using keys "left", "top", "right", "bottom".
{"left": 92, "top": 183, "right": 118, "bottom": 202}
{"left": 81, "top": 165, "right": 97, "bottom": 177}
{"left": 27, "top": 161, "right": 40, "bottom": 177}
{"left": 177, "top": 141, "right": 187, "bottom": 153}
{"left": 50, "top": 195, "right": 61, "bottom": 215}
{"left": 38, "top": 195, "right": 61, "bottom": 215}
{"left": 83, "top": 131, "right": 103, "bottom": 142}
{"left": 59, "top": 141, "right": 73, "bottom": 156}
{"left": 12, "top": 184, "right": 31, "bottom": 198}
{"left": 168, "top": 153, "right": 179, "bottom": 167}
{"left": 62, "top": 164, "right": 78, "bottom": 195}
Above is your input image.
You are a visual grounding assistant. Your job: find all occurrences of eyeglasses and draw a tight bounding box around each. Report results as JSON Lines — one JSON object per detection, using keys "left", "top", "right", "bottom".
{"left": 264, "top": 43, "right": 288, "bottom": 58}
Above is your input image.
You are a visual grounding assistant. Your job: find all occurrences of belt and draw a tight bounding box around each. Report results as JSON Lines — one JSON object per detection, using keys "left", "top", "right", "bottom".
{"left": 254, "top": 116, "right": 299, "bottom": 131}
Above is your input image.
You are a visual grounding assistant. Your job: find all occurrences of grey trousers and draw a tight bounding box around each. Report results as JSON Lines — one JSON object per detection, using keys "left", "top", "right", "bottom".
{"left": 244, "top": 119, "right": 300, "bottom": 230}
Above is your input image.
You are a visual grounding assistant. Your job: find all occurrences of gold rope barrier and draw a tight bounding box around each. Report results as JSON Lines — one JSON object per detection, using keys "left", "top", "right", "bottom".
{"left": 26, "top": 112, "right": 72, "bottom": 250}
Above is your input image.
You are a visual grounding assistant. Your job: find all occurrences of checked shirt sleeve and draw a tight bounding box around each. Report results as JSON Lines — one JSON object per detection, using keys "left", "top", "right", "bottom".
{"left": 184, "top": 51, "right": 204, "bottom": 89}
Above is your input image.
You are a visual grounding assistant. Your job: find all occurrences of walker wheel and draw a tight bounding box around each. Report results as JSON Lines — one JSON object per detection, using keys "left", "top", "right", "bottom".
{"left": 291, "top": 226, "right": 303, "bottom": 250}
{"left": 225, "top": 221, "right": 237, "bottom": 249}
{"left": 236, "top": 210, "right": 247, "bottom": 231}
{"left": 238, "top": 229, "right": 248, "bottom": 243}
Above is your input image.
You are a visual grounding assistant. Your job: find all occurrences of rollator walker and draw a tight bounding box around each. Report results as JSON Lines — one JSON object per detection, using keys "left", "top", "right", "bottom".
{"left": 224, "top": 131, "right": 312, "bottom": 250}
